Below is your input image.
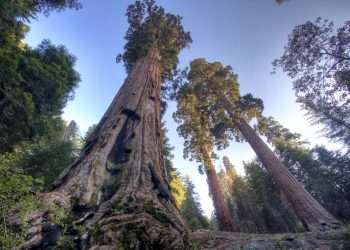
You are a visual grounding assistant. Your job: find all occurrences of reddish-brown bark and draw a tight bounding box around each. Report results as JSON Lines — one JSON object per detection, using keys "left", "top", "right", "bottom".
{"left": 218, "top": 93, "right": 341, "bottom": 232}
{"left": 201, "top": 145, "right": 239, "bottom": 232}
{"left": 18, "top": 47, "right": 191, "bottom": 249}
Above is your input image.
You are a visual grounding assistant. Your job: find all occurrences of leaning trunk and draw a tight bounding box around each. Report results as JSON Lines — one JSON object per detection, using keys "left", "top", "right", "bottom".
{"left": 201, "top": 145, "right": 239, "bottom": 232}
{"left": 18, "top": 47, "right": 190, "bottom": 249}
{"left": 218, "top": 93, "right": 341, "bottom": 232}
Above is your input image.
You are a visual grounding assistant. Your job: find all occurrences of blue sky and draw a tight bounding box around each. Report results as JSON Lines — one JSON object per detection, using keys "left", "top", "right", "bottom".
{"left": 25, "top": 0, "right": 350, "bottom": 217}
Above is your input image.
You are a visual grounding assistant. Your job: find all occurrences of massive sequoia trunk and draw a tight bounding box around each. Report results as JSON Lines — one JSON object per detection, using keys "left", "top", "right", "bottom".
{"left": 18, "top": 48, "right": 190, "bottom": 249}
{"left": 218, "top": 93, "right": 341, "bottom": 232}
{"left": 201, "top": 145, "right": 239, "bottom": 232}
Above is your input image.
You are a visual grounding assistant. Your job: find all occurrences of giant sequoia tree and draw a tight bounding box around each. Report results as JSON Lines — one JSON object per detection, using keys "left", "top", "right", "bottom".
{"left": 174, "top": 74, "right": 239, "bottom": 232}
{"left": 258, "top": 116, "right": 350, "bottom": 223}
{"left": 218, "top": 157, "right": 302, "bottom": 234}
{"left": 15, "top": 1, "right": 193, "bottom": 249}
{"left": 185, "top": 58, "right": 340, "bottom": 232}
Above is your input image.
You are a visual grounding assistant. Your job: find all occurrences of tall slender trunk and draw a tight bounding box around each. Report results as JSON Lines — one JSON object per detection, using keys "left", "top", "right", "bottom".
{"left": 218, "top": 93, "right": 341, "bottom": 232}
{"left": 201, "top": 145, "right": 239, "bottom": 232}
{"left": 18, "top": 47, "right": 190, "bottom": 249}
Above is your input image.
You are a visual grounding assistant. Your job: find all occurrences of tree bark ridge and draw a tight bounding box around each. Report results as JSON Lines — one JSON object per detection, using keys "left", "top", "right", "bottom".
{"left": 217, "top": 92, "right": 341, "bottom": 232}
{"left": 18, "top": 47, "right": 190, "bottom": 250}
{"left": 201, "top": 145, "right": 239, "bottom": 232}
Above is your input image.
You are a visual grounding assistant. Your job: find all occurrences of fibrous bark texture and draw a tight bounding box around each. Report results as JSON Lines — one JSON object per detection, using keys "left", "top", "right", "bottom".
{"left": 201, "top": 145, "right": 238, "bottom": 232}
{"left": 218, "top": 93, "right": 341, "bottom": 232}
{"left": 18, "top": 48, "right": 190, "bottom": 249}
{"left": 205, "top": 167, "right": 239, "bottom": 232}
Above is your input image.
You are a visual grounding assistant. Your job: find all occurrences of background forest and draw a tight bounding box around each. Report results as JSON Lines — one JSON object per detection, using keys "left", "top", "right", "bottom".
{"left": 0, "top": 0, "right": 349, "bottom": 249}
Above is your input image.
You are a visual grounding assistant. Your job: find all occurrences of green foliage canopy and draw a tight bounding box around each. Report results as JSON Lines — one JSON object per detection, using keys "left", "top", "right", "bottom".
{"left": 273, "top": 18, "right": 350, "bottom": 148}
{"left": 187, "top": 59, "right": 264, "bottom": 143}
{"left": 0, "top": 40, "right": 80, "bottom": 153}
{"left": 0, "top": 1, "right": 81, "bottom": 248}
{"left": 0, "top": 0, "right": 81, "bottom": 45}
{"left": 181, "top": 176, "right": 209, "bottom": 230}
{"left": 161, "top": 122, "right": 186, "bottom": 208}
{"left": 174, "top": 58, "right": 264, "bottom": 167}
{"left": 0, "top": 145, "right": 44, "bottom": 249}
{"left": 117, "top": 0, "right": 192, "bottom": 81}
{"left": 174, "top": 85, "right": 215, "bottom": 164}
{"left": 0, "top": 0, "right": 81, "bottom": 153}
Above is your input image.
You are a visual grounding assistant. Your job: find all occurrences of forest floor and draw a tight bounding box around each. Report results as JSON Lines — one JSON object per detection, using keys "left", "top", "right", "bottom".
{"left": 192, "top": 227, "right": 349, "bottom": 250}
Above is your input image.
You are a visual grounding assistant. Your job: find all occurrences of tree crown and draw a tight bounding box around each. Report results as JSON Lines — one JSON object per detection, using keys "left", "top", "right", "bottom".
{"left": 257, "top": 116, "right": 304, "bottom": 147}
{"left": 174, "top": 58, "right": 265, "bottom": 166}
{"left": 273, "top": 18, "right": 350, "bottom": 147}
{"left": 117, "top": 0, "right": 192, "bottom": 81}
{"left": 174, "top": 86, "right": 215, "bottom": 164}
{"left": 0, "top": 0, "right": 81, "bottom": 44}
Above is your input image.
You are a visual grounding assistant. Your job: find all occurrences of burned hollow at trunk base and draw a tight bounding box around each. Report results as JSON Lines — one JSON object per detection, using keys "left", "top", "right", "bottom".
{"left": 16, "top": 48, "right": 192, "bottom": 250}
